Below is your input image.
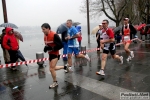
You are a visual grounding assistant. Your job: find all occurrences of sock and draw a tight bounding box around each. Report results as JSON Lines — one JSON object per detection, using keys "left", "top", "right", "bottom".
{"left": 69, "top": 66, "right": 72, "bottom": 70}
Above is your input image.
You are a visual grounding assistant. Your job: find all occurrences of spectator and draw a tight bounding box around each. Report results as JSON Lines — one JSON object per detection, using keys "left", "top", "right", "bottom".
{"left": 61, "top": 31, "right": 68, "bottom": 61}
{"left": 78, "top": 32, "right": 82, "bottom": 49}
{"left": 139, "top": 27, "right": 146, "bottom": 41}
{"left": 76, "top": 26, "right": 82, "bottom": 49}
{"left": 146, "top": 27, "right": 150, "bottom": 39}
{"left": 96, "top": 24, "right": 103, "bottom": 51}
{"left": 2, "top": 27, "right": 19, "bottom": 70}
{"left": 0, "top": 29, "right": 10, "bottom": 64}
{"left": 115, "top": 30, "right": 122, "bottom": 47}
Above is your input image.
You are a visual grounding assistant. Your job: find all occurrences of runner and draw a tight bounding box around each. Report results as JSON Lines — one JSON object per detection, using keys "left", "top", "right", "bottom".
{"left": 41, "top": 23, "right": 69, "bottom": 88}
{"left": 96, "top": 19, "right": 123, "bottom": 76}
{"left": 96, "top": 24, "right": 103, "bottom": 51}
{"left": 121, "top": 18, "right": 137, "bottom": 62}
{"left": 65, "top": 19, "right": 90, "bottom": 72}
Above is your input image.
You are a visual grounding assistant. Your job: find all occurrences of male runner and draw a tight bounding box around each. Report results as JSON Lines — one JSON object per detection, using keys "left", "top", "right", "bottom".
{"left": 96, "top": 24, "right": 103, "bottom": 51}
{"left": 121, "top": 18, "right": 136, "bottom": 61}
{"left": 96, "top": 19, "right": 123, "bottom": 76}
{"left": 41, "top": 23, "right": 69, "bottom": 88}
{"left": 65, "top": 19, "right": 90, "bottom": 72}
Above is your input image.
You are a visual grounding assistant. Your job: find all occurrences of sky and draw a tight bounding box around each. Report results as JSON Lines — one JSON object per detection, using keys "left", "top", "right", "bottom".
{"left": 0, "top": 0, "right": 102, "bottom": 27}
{"left": 0, "top": 0, "right": 115, "bottom": 28}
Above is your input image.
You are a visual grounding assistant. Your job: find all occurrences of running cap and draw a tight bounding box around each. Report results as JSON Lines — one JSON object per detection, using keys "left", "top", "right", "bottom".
{"left": 99, "top": 24, "right": 102, "bottom": 26}
{"left": 124, "top": 18, "right": 129, "bottom": 21}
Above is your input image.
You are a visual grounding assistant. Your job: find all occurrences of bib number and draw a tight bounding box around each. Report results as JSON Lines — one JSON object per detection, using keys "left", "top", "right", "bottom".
{"left": 124, "top": 36, "right": 130, "bottom": 41}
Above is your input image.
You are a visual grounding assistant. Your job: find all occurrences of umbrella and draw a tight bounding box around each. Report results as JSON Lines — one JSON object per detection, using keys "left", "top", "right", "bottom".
{"left": 109, "top": 26, "right": 115, "bottom": 30}
{"left": 76, "top": 26, "right": 81, "bottom": 32}
{"left": 56, "top": 24, "right": 68, "bottom": 34}
{"left": 72, "top": 22, "right": 81, "bottom": 26}
{"left": 56, "top": 22, "right": 81, "bottom": 34}
{"left": 0, "top": 23, "right": 18, "bottom": 28}
{"left": 137, "top": 24, "right": 146, "bottom": 31}
{"left": 114, "top": 26, "right": 122, "bottom": 33}
{"left": 91, "top": 26, "right": 99, "bottom": 34}
{"left": 13, "top": 31, "right": 23, "bottom": 42}
{"left": 17, "top": 50, "right": 28, "bottom": 66}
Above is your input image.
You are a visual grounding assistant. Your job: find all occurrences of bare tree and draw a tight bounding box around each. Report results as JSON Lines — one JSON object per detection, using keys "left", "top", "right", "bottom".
{"left": 120, "top": 0, "right": 139, "bottom": 24}
{"left": 138, "top": 0, "right": 150, "bottom": 24}
{"left": 80, "top": 0, "right": 131, "bottom": 26}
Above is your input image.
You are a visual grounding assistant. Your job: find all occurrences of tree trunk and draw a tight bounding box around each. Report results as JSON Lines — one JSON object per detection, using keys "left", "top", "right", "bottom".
{"left": 116, "top": 21, "right": 120, "bottom": 27}
{"left": 146, "top": 3, "right": 149, "bottom": 24}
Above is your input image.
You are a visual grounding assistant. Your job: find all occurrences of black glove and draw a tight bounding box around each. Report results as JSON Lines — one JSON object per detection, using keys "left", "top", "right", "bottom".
{"left": 43, "top": 46, "right": 52, "bottom": 53}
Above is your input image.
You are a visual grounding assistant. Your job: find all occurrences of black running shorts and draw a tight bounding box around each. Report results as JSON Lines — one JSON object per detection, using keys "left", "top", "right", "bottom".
{"left": 103, "top": 49, "right": 116, "bottom": 55}
{"left": 49, "top": 54, "right": 60, "bottom": 61}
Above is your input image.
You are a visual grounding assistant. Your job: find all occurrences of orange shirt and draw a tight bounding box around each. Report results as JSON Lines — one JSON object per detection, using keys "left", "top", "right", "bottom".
{"left": 44, "top": 31, "right": 59, "bottom": 55}
{"left": 123, "top": 26, "right": 130, "bottom": 36}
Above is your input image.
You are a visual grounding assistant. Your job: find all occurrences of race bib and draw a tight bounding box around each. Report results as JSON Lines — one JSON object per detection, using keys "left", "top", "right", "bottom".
{"left": 124, "top": 36, "right": 130, "bottom": 41}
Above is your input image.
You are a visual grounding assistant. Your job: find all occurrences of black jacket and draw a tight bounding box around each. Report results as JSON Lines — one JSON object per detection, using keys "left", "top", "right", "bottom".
{"left": 96, "top": 29, "right": 100, "bottom": 40}
{"left": 122, "top": 24, "right": 137, "bottom": 39}
{"left": 61, "top": 31, "right": 68, "bottom": 43}
{"left": 53, "top": 34, "right": 63, "bottom": 51}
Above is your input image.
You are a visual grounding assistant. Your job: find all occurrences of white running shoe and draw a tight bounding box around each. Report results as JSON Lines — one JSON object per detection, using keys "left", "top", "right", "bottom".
{"left": 126, "top": 56, "right": 131, "bottom": 62}
{"left": 129, "top": 56, "right": 132, "bottom": 61}
{"left": 130, "top": 51, "right": 134, "bottom": 58}
{"left": 68, "top": 67, "right": 73, "bottom": 72}
{"left": 96, "top": 70, "right": 105, "bottom": 76}
{"left": 64, "top": 64, "right": 73, "bottom": 73}
{"left": 49, "top": 81, "right": 58, "bottom": 89}
{"left": 120, "top": 56, "right": 123, "bottom": 64}
{"left": 85, "top": 54, "right": 90, "bottom": 62}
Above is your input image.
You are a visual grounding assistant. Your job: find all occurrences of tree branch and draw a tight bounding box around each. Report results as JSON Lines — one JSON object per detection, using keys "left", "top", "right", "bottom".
{"left": 101, "top": 0, "right": 116, "bottom": 22}
{"left": 118, "top": 0, "right": 129, "bottom": 18}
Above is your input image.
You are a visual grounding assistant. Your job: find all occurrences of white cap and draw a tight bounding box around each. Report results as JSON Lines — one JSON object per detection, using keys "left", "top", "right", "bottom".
{"left": 99, "top": 24, "right": 102, "bottom": 26}
{"left": 124, "top": 18, "right": 129, "bottom": 21}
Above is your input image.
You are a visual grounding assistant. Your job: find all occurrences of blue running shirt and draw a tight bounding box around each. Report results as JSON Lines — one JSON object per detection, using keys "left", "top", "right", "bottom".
{"left": 67, "top": 26, "right": 79, "bottom": 47}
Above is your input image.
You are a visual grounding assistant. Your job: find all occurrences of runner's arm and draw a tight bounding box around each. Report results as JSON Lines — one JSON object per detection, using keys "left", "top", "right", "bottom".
{"left": 96, "top": 34, "right": 100, "bottom": 40}
{"left": 53, "top": 34, "right": 63, "bottom": 51}
{"left": 71, "top": 33, "right": 79, "bottom": 39}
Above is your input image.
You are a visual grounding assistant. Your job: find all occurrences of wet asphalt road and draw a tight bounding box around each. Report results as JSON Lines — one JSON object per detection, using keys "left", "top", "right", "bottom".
{"left": 0, "top": 39, "right": 150, "bottom": 100}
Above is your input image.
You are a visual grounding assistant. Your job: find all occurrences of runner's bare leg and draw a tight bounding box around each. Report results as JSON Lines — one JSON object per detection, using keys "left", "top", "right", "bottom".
{"left": 101, "top": 53, "right": 108, "bottom": 70}
{"left": 68, "top": 53, "right": 72, "bottom": 67}
{"left": 49, "top": 58, "right": 58, "bottom": 82}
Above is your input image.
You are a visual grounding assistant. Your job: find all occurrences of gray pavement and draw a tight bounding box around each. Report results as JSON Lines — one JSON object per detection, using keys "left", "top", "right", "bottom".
{"left": 0, "top": 40, "right": 150, "bottom": 100}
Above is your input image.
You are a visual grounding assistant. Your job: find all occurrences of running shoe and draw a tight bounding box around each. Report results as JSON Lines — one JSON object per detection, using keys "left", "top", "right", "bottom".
{"left": 126, "top": 56, "right": 131, "bottom": 62}
{"left": 49, "top": 81, "right": 58, "bottom": 89}
{"left": 96, "top": 70, "right": 105, "bottom": 76}
{"left": 85, "top": 54, "right": 90, "bottom": 62}
{"left": 64, "top": 64, "right": 73, "bottom": 73}
{"left": 130, "top": 51, "right": 134, "bottom": 58}
{"left": 120, "top": 56, "right": 123, "bottom": 64}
